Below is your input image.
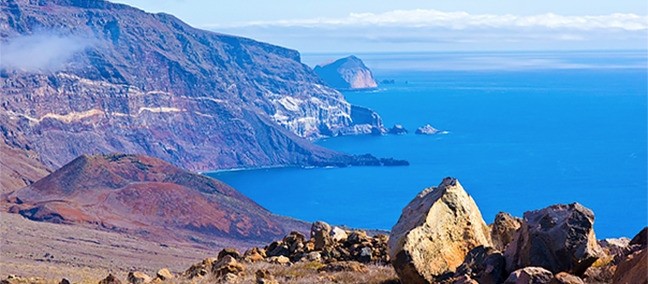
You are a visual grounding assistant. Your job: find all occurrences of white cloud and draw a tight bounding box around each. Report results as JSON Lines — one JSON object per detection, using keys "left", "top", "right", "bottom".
{"left": 0, "top": 32, "right": 94, "bottom": 72}
{"left": 207, "top": 9, "right": 648, "bottom": 31}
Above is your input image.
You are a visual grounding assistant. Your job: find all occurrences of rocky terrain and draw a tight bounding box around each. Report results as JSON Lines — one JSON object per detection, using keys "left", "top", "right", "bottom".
{"left": 1, "top": 153, "right": 309, "bottom": 245}
{"left": 0, "top": 0, "right": 393, "bottom": 181}
{"left": 314, "top": 56, "right": 378, "bottom": 91}
{"left": 2, "top": 177, "right": 645, "bottom": 283}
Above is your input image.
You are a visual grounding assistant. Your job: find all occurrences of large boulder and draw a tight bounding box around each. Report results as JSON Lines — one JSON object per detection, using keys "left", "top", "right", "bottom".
{"left": 505, "top": 203, "right": 603, "bottom": 276}
{"left": 388, "top": 177, "right": 492, "bottom": 283}
{"left": 491, "top": 212, "right": 522, "bottom": 251}
{"left": 311, "top": 221, "right": 333, "bottom": 250}
{"left": 612, "top": 249, "right": 648, "bottom": 284}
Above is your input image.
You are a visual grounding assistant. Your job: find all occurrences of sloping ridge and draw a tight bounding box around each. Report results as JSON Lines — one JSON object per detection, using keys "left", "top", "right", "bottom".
{"left": 4, "top": 154, "right": 308, "bottom": 244}
{"left": 0, "top": 0, "right": 388, "bottom": 172}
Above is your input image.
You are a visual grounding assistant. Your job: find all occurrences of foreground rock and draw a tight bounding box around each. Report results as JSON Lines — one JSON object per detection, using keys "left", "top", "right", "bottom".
{"left": 314, "top": 55, "right": 378, "bottom": 90}
{"left": 388, "top": 177, "right": 492, "bottom": 283}
{"left": 505, "top": 267, "right": 553, "bottom": 284}
{"left": 505, "top": 203, "right": 603, "bottom": 276}
{"left": 415, "top": 124, "right": 440, "bottom": 135}
{"left": 491, "top": 212, "right": 522, "bottom": 251}
{"left": 612, "top": 249, "right": 647, "bottom": 284}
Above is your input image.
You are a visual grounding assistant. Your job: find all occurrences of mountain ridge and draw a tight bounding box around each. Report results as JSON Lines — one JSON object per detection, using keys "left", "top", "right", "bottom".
{"left": 0, "top": 0, "right": 394, "bottom": 176}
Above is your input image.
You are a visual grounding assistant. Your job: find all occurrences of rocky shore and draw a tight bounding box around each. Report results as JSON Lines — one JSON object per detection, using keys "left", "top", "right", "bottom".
{"left": 3, "top": 177, "right": 644, "bottom": 284}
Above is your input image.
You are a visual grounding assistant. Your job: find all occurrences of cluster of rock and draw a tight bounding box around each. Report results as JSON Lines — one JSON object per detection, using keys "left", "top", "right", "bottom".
{"left": 90, "top": 222, "right": 389, "bottom": 283}
{"left": 388, "top": 177, "right": 647, "bottom": 284}
{"left": 386, "top": 124, "right": 443, "bottom": 135}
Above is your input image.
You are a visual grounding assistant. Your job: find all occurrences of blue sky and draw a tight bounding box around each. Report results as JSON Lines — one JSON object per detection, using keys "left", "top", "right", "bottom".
{"left": 113, "top": 0, "right": 647, "bottom": 52}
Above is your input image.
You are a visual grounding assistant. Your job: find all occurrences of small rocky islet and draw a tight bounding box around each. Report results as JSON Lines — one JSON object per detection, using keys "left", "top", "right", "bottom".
{"left": 6, "top": 177, "right": 644, "bottom": 284}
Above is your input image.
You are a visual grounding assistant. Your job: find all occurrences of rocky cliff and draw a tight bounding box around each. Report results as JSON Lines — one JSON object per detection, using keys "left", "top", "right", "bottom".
{"left": 3, "top": 153, "right": 309, "bottom": 244}
{"left": 314, "top": 56, "right": 378, "bottom": 90}
{"left": 0, "top": 0, "right": 387, "bottom": 173}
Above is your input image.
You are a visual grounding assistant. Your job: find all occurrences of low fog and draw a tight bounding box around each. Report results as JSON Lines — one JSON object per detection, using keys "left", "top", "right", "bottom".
{"left": 0, "top": 32, "right": 94, "bottom": 72}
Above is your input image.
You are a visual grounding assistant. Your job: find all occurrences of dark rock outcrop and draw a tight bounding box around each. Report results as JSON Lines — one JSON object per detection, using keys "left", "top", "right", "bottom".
{"left": 0, "top": 0, "right": 388, "bottom": 173}
{"left": 491, "top": 212, "right": 522, "bottom": 251}
{"left": 313, "top": 56, "right": 378, "bottom": 90}
{"left": 454, "top": 246, "right": 507, "bottom": 284}
{"left": 5, "top": 153, "right": 309, "bottom": 244}
{"left": 504, "top": 203, "right": 603, "bottom": 276}
{"left": 388, "top": 124, "right": 408, "bottom": 135}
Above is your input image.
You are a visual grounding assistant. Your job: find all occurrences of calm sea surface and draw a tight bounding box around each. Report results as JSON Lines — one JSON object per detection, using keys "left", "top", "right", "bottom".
{"left": 208, "top": 51, "right": 647, "bottom": 239}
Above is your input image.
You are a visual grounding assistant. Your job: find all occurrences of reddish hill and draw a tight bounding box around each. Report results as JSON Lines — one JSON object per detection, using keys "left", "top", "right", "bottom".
{"left": 3, "top": 154, "right": 308, "bottom": 246}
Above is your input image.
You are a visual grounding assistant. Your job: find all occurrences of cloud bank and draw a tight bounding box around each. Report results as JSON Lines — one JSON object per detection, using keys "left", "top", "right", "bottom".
{"left": 209, "top": 9, "right": 648, "bottom": 31}
{"left": 207, "top": 10, "right": 647, "bottom": 52}
{"left": 1, "top": 32, "right": 93, "bottom": 72}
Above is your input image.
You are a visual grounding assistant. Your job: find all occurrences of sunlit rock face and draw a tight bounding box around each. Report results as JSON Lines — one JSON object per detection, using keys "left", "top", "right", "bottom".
{"left": 0, "top": 0, "right": 384, "bottom": 171}
{"left": 314, "top": 56, "right": 379, "bottom": 91}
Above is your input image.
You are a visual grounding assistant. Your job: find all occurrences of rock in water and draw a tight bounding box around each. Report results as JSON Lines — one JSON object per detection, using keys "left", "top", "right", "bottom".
{"left": 415, "top": 124, "right": 440, "bottom": 135}
{"left": 388, "top": 124, "right": 408, "bottom": 135}
{"left": 505, "top": 203, "right": 603, "bottom": 276}
{"left": 388, "top": 177, "right": 492, "bottom": 283}
{"left": 314, "top": 56, "right": 378, "bottom": 90}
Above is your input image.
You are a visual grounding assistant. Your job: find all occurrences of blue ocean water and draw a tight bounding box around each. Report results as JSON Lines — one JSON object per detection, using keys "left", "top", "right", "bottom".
{"left": 209, "top": 51, "right": 648, "bottom": 239}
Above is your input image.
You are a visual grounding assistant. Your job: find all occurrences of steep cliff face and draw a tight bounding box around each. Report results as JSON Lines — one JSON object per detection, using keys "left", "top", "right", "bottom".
{"left": 314, "top": 56, "right": 378, "bottom": 90}
{"left": 0, "top": 0, "right": 385, "bottom": 171}
{"left": 4, "top": 154, "right": 309, "bottom": 244}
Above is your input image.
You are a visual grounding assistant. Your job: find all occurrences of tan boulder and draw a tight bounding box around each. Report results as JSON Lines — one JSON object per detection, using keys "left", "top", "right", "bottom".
{"left": 212, "top": 255, "right": 246, "bottom": 277}
{"left": 268, "top": 255, "right": 291, "bottom": 265}
{"left": 127, "top": 271, "right": 151, "bottom": 284}
{"left": 98, "top": 274, "right": 122, "bottom": 284}
{"left": 612, "top": 249, "right": 647, "bottom": 284}
{"left": 491, "top": 212, "right": 522, "bottom": 251}
{"left": 255, "top": 269, "right": 279, "bottom": 284}
{"left": 311, "top": 221, "right": 332, "bottom": 250}
{"left": 155, "top": 268, "right": 174, "bottom": 281}
{"left": 243, "top": 247, "right": 266, "bottom": 262}
{"left": 388, "top": 177, "right": 492, "bottom": 283}
{"left": 504, "top": 203, "right": 603, "bottom": 276}
{"left": 330, "top": 226, "right": 348, "bottom": 242}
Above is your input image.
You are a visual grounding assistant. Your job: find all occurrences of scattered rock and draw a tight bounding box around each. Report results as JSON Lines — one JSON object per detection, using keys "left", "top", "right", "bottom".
{"left": 59, "top": 279, "right": 71, "bottom": 284}
{"left": 156, "top": 268, "right": 174, "bottom": 281}
{"left": 127, "top": 271, "right": 152, "bottom": 284}
{"left": 98, "top": 274, "right": 122, "bottom": 284}
{"left": 550, "top": 272, "right": 585, "bottom": 284}
{"left": 505, "top": 267, "right": 554, "bottom": 284}
{"left": 212, "top": 255, "right": 246, "bottom": 279}
{"left": 318, "top": 261, "right": 368, "bottom": 273}
{"left": 311, "top": 221, "right": 333, "bottom": 250}
{"left": 415, "top": 124, "right": 439, "bottom": 135}
{"left": 491, "top": 212, "right": 522, "bottom": 251}
{"left": 389, "top": 124, "right": 408, "bottom": 135}
{"left": 255, "top": 269, "right": 279, "bottom": 284}
{"left": 388, "top": 177, "right": 492, "bottom": 283}
{"left": 330, "top": 226, "right": 348, "bottom": 242}
{"left": 505, "top": 203, "right": 602, "bottom": 276}
{"left": 183, "top": 257, "right": 217, "bottom": 279}
{"left": 305, "top": 251, "right": 322, "bottom": 262}
{"left": 244, "top": 247, "right": 267, "bottom": 262}
{"left": 612, "top": 249, "right": 647, "bottom": 284}
{"left": 268, "top": 255, "right": 291, "bottom": 265}
{"left": 218, "top": 248, "right": 241, "bottom": 260}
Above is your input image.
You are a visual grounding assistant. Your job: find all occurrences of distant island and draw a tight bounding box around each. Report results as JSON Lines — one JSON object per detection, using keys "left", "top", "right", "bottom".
{"left": 314, "top": 55, "right": 378, "bottom": 91}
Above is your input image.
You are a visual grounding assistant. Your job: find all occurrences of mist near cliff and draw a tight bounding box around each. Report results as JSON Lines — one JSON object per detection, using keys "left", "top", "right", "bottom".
{"left": 0, "top": 32, "right": 94, "bottom": 72}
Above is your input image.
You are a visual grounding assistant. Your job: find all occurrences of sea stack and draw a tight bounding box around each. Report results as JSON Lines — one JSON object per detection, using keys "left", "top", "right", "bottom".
{"left": 314, "top": 56, "right": 378, "bottom": 90}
